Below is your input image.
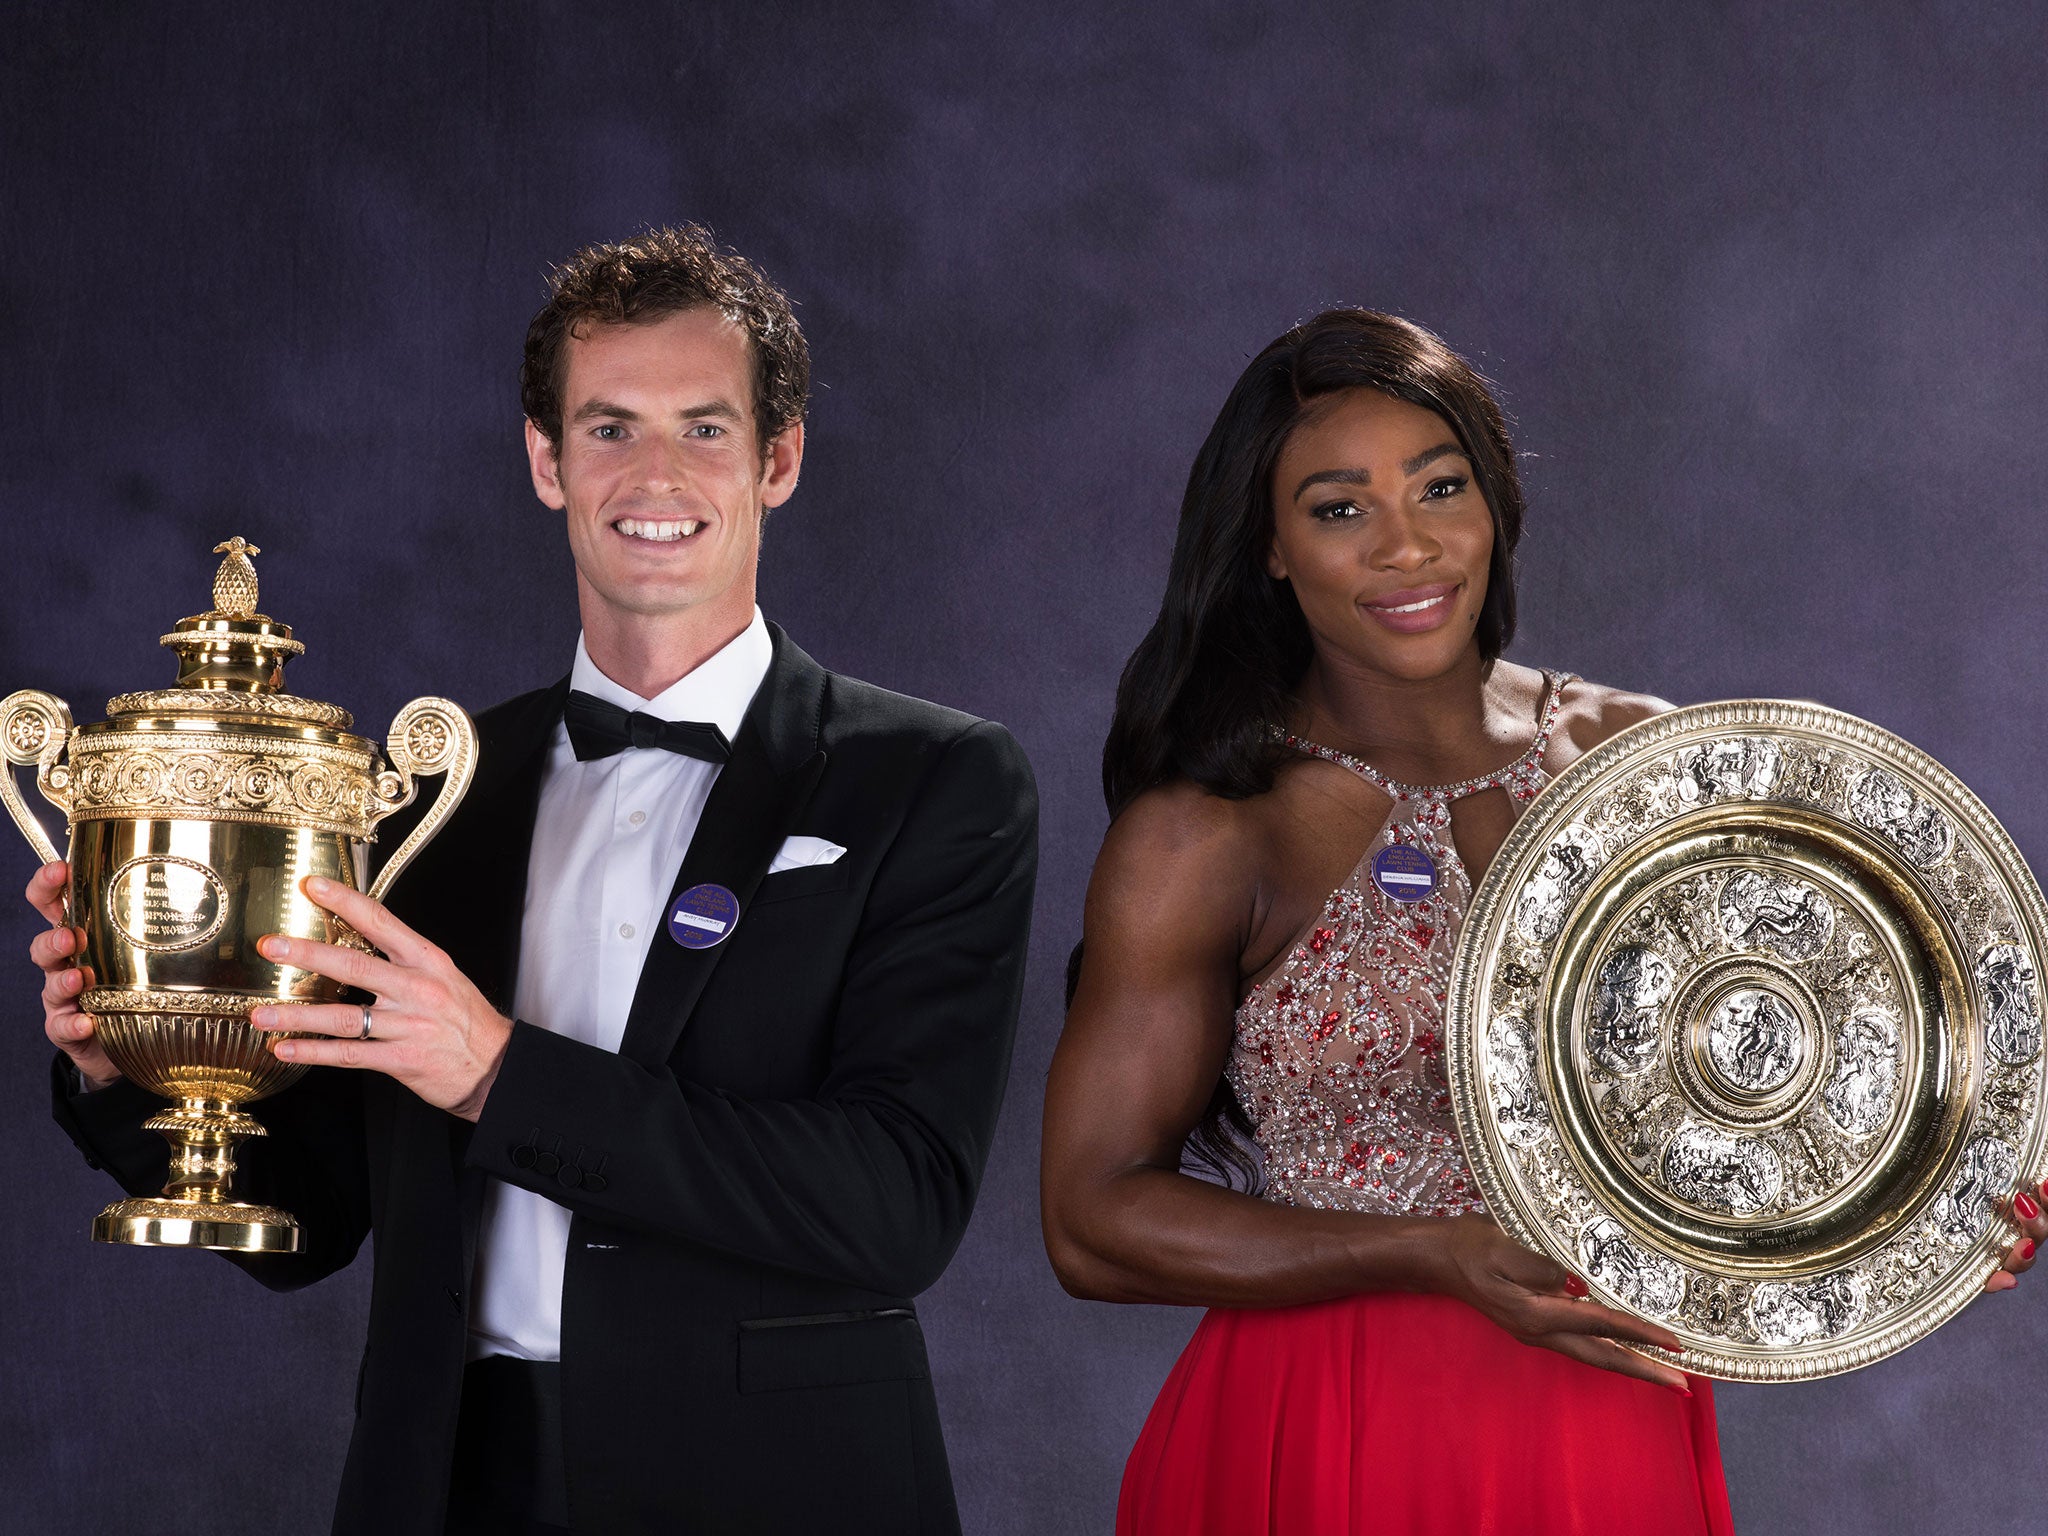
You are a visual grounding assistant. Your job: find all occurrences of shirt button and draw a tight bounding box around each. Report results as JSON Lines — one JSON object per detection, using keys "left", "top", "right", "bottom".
{"left": 619, "top": 923, "right": 635, "bottom": 940}
{"left": 628, "top": 810, "right": 647, "bottom": 826}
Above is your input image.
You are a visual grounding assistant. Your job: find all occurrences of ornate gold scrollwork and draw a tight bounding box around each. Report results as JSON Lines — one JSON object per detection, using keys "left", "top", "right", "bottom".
{"left": 366, "top": 696, "right": 478, "bottom": 903}
{"left": 0, "top": 689, "right": 76, "bottom": 867}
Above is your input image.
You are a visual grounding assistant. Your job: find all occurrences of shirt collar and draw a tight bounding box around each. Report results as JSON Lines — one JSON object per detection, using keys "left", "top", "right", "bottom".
{"left": 566, "top": 608, "right": 773, "bottom": 741}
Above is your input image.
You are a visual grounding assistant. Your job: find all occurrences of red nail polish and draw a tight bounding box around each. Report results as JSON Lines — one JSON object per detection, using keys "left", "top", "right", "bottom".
{"left": 1563, "top": 1274, "right": 1589, "bottom": 1298}
{"left": 2017, "top": 1191, "right": 2039, "bottom": 1222}
{"left": 2022, "top": 1239, "right": 2036, "bottom": 1262}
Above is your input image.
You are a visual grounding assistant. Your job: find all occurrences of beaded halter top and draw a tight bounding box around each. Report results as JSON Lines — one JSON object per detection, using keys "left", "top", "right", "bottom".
{"left": 1226, "top": 672, "right": 1578, "bottom": 1219}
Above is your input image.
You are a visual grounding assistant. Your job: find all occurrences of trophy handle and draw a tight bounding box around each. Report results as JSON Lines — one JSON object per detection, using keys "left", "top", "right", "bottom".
{"left": 0, "top": 689, "right": 75, "bottom": 868}
{"left": 365, "top": 696, "right": 478, "bottom": 903}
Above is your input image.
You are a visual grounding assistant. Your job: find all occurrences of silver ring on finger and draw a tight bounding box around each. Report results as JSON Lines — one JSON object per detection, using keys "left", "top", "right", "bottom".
{"left": 358, "top": 1003, "right": 375, "bottom": 1041}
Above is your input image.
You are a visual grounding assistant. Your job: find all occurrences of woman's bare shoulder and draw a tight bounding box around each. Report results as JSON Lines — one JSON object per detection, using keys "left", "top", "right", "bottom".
{"left": 1552, "top": 675, "right": 1680, "bottom": 761}
{"left": 1086, "top": 779, "right": 1272, "bottom": 956}
{"left": 1097, "top": 779, "right": 1265, "bottom": 885}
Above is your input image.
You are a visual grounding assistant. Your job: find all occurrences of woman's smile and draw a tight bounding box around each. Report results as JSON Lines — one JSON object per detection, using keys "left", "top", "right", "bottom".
{"left": 1361, "top": 581, "right": 1463, "bottom": 634}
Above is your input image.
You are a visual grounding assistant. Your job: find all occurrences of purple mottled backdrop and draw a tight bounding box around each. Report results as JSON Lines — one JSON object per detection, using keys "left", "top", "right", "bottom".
{"left": 4, "top": 3, "right": 2045, "bottom": 1531}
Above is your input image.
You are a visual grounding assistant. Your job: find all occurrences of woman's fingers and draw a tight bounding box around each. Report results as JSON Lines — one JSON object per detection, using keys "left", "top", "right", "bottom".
{"left": 1537, "top": 1330, "right": 1691, "bottom": 1393}
{"left": 2012, "top": 1185, "right": 2048, "bottom": 1243}
{"left": 1519, "top": 1292, "right": 1686, "bottom": 1355}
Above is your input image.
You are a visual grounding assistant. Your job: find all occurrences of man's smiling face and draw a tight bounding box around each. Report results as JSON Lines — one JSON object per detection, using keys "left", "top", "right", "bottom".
{"left": 526, "top": 305, "right": 802, "bottom": 631}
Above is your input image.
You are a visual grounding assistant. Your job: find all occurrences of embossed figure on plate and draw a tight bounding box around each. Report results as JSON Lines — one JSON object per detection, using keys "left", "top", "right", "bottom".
{"left": 1577, "top": 1216, "right": 1685, "bottom": 1317}
{"left": 1588, "top": 946, "right": 1672, "bottom": 1076}
{"left": 1704, "top": 988, "right": 1805, "bottom": 1094}
{"left": 1847, "top": 766, "right": 1955, "bottom": 870}
{"left": 1485, "top": 1014, "right": 1549, "bottom": 1147}
{"left": 1931, "top": 1136, "right": 2019, "bottom": 1246}
{"left": 1823, "top": 1009, "right": 1901, "bottom": 1136}
{"left": 1674, "top": 737, "right": 1782, "bottom": 805}
{"left": 1662, "top": 1121, "right": 1784, "bottom": 1216}
{"left": 1716, "top": 869, "right": 1834, "bottom": 962}
{"left": 1750, "top": 1272, "right": 1865, "bottom": 1346}
{"left": 1512, "top": 824, "right": 1604, "bottom": 943}
{"left": 1976, "top": 943, "right": 2042, "bottom": 1066}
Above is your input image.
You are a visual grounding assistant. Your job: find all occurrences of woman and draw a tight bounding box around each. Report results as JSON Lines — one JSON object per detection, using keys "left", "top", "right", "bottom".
{"left": 1040, "top": 310, "right": 2045, "bottom": 1535}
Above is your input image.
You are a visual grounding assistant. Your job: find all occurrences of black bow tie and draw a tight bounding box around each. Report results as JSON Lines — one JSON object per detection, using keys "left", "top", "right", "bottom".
{"left": 563, "top": 690, "right": 733, "bottom": 765}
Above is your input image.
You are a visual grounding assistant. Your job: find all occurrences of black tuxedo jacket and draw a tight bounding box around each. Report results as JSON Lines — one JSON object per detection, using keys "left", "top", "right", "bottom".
{"left": 54, "top": 625, "right": 1038, "bottom": 1535}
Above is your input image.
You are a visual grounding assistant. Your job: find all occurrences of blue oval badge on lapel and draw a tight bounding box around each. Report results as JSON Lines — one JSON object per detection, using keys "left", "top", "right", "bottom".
{"left": 668, "top": 883, "right": 741, "bottom": 950}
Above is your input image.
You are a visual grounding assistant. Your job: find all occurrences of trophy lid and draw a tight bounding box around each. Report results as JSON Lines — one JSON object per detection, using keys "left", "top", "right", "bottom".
{"left": 104, "top": 538, "right": 355, "bottom": 731}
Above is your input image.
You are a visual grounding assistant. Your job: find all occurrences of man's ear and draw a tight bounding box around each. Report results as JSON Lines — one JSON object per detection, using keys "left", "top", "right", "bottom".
{"left": 759, "top": 419, "right": 805, "bottom": 511}
{"left": 525, "top": 419, "right": 567, "bottom": 510}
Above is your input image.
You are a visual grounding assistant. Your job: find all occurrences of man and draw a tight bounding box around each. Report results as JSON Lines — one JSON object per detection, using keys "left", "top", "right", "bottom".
{"left": 32, "top": 225, "right": 1038, "bottom": 1535}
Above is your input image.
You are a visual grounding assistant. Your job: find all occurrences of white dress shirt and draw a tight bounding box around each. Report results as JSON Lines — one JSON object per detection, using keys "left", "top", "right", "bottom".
{"left": 467, "top": 608, "right": 773, "bottom": 1362}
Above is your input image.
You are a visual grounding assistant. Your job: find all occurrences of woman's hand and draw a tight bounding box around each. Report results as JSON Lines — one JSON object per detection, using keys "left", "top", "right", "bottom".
{"left": 1427, "top": 1214, "right": 1691, "bottom": 1392}
{"left": 1986, "top": 1183, "right": 2048, "bottom": 1293}
{"left": 24, "top": 860, "right": 120, "bottom": 1091}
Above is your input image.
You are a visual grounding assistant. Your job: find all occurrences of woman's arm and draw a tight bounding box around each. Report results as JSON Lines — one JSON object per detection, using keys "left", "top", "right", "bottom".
{"left": 1040, "top": 786, "right": 1691, "bottom": 1390}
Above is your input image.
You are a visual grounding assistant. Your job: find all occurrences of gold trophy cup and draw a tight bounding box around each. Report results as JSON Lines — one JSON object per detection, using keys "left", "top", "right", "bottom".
{"left": 2, "top": 537, "right": 476, "bottom": 1253}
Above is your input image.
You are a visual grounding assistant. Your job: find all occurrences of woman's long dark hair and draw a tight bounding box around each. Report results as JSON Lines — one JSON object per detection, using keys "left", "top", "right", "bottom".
{"left": 1071, "top": 310, "right": 1527, "bottom": 1187}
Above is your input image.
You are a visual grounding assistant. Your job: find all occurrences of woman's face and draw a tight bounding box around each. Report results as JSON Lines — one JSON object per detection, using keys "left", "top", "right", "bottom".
{"left": 1266, "top": 388, "right": 1493, "bottom": 682}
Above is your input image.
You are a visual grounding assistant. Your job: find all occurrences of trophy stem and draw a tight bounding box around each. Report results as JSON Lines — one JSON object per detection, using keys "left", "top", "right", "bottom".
{"left": 91, "top": 1095, "right": 301, "bottom": 1253}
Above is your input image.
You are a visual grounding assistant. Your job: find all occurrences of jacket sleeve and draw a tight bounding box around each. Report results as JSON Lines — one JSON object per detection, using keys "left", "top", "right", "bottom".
{"left": 465, "top": 718, "right": 1039, "bottom": 1296}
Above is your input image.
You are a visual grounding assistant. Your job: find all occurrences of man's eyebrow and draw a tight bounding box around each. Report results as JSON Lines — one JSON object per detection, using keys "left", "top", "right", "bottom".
{"left": 678, "top": 399, "right": 746, "bottom": 422}
{"left": 571, "top": 398, "right": 641, "bottom": 423}
{"left": 568, "top": 399, "right": 747, "bottom": 424}
{"left": 1291, "top": 443, "right": 1470, "bottom": 502}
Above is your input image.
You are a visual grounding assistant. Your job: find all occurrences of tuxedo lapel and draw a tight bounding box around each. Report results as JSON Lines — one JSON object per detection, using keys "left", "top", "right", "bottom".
{"left": 399, "top": 677, "right": 565, "bottom": 1285}
{"left": 618, "top": 625, "right": 827, "bottom": 1068}
{"left": 439, "top": 679, "right": 566, "bottom": 1013}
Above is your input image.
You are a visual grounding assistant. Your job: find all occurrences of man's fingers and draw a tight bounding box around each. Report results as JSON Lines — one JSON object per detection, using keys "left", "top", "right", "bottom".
{"left": 28, "top": 925, "right": 79, "bottom": 972}
{"left": 251, "top": 1002, "right": 392, "bottom": 1039}
{"left": 1522, "top": 1294, "right": 1686, "bottom": 1354}
{"left": 258, "top": 931, "right": 399, "bottom": 994}
{"left": 24, "top": 861, "right": 68, "bottom": 926}
{"left": 1539, "top": 1331, "right": 1691, "bottom": 1393}
{"left": 297, "top": 876, "right": 427, "bottom": 963}
{"left": 265, "top": 1033, "right": 392, "bottom": 1070}
{"left": 40, "top": 963, "right": 86, "bottom": 1007}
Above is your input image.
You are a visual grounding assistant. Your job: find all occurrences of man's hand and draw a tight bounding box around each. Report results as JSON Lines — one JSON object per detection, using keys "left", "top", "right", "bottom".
{"left": 249, "top": 876, "right": 512, "bottom": 1122}
{"left": 25, "top": 860, "right": 120, "bottom": 1091}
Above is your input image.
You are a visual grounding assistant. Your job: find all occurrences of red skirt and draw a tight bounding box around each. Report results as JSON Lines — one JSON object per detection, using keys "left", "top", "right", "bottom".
{"left": 1118, "top": 1293, "right": 1735, "bottom": 1536}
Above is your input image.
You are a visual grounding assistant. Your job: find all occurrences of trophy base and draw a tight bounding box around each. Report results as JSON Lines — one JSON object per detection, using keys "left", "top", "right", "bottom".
{"left": 92, "top": 1196, "right": 301, "bottom": 1252}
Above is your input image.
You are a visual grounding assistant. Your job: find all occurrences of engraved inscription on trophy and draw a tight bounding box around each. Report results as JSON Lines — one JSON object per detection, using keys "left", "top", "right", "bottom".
{"left": 105, "top": 855, "right": 228, "bottom": 952}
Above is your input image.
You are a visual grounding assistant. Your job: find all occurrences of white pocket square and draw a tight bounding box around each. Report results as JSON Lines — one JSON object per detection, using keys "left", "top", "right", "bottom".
{"left": 768, "top": 836, "right": 847, "bottom": 874}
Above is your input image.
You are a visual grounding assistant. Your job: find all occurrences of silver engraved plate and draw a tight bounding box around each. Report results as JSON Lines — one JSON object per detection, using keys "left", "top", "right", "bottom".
{"left": 1449, "top": 700, "right": 2048, "bottom": 1380}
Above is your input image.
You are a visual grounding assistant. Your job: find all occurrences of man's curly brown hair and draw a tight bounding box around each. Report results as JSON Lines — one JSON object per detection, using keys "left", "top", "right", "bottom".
{"left": 521, "top": 224, "right": 811, "bottom": 453}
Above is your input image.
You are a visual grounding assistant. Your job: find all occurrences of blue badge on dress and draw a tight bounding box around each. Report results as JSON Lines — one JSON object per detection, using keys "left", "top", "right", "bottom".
{"left": 668, "top": 883, "right": 741, "bottom": 949}
{"left": 1370, "top": 844, "right": 1438, "bottom": 903}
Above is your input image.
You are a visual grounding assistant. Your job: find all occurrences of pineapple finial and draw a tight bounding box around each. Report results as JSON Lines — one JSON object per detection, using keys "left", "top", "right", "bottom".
{"left": 211, "top": 536, "right": 261, "bottom": 616}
